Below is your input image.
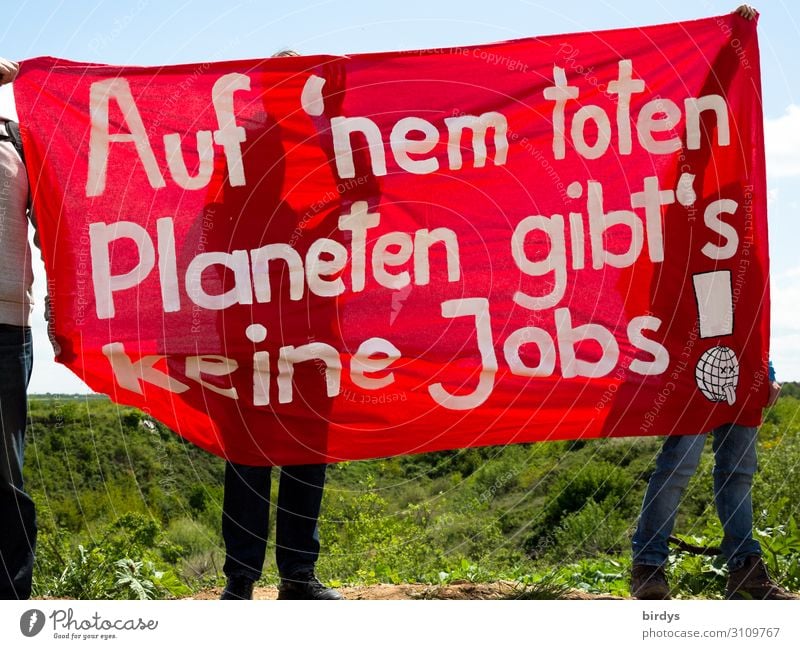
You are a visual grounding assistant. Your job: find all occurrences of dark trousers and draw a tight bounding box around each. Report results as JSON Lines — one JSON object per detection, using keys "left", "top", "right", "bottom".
{"left": 0, "top": 324, "right": 35, "bottom": 599}
{"left": 222, "top": 461, "right": 327, "bottom": 581}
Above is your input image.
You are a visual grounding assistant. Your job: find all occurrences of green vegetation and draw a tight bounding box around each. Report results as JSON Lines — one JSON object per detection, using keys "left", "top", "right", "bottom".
{"left": 24, "top": 385, "right": 800, "bottom": 599}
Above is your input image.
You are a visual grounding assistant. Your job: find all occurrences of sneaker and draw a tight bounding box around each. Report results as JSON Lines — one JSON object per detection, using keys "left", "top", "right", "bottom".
{"left": 220, "top": 574, "right": 255, "bottom": 600}
{"left": 631, "top": 563, "right": 671, "bottom": 600}
{"left": 726, "top": 555, "right": 799, "bottom": 600}
{"left": 277, "top": 571, "right": 344, "bottom": 600}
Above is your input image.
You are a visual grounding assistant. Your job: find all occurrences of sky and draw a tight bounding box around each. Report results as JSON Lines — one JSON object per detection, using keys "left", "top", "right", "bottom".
{"left": 0, "top": 0, "right": 798, "bottom": 393}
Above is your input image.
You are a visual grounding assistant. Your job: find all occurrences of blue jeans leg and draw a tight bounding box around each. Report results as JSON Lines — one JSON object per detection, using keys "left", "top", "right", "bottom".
{"left": 0, "top": 324, "right": 35, "bottom": 599}
{"left": 710, "top": 423, "right": 761, "bottom": 569}
{"left": 632, "top": 433, "right": 707, "bottom": 566}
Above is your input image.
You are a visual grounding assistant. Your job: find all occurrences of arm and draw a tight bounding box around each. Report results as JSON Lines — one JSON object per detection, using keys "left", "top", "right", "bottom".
{"left": 767, "top": 360, "right": 781, "bottom": 407}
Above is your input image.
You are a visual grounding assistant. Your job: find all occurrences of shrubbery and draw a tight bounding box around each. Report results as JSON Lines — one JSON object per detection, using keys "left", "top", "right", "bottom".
{"left": 33, "top": 513, "right": 189, "bottom": 599}
{"left": 23, "top": 389, "right": 800, "bottom": 598}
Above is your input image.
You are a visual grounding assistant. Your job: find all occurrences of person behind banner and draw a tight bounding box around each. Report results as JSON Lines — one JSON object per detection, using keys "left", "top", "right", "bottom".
{"left": 0, "top": 56, "right": 37, "bottom": 600}
{"left": 218, "top": 49, "right": 344, "bottom": 601}
{"left": 221, "top": 462, "right": 340, "bottom": 599}
{"left": 630, "top": 363, "right": 797, "bottom": 600}
{"left": 628, "top": 5, "right": 798, "bottom": 601}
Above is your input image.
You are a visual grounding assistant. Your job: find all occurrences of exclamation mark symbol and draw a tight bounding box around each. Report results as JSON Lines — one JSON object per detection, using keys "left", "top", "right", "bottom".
{"left": 692, "top": 270, "right": 739, "bottom": 405}
{"left": 692, "top": 270, "right": 734, "bottom": 339}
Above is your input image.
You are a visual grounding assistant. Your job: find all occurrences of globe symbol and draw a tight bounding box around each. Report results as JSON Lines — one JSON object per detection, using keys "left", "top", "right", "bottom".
{"left": 695, "top": 346, "right": 739, "bottom": 405}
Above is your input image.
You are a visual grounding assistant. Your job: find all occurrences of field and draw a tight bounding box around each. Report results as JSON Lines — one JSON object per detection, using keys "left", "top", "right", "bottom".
{"left": 24, "top": 385, "right": 800, "bottom": 599}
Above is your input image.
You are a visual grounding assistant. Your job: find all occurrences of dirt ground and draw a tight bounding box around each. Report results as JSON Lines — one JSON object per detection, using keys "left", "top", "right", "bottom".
{"left": 190, "top": 581, "right": 624, "bottom": 600}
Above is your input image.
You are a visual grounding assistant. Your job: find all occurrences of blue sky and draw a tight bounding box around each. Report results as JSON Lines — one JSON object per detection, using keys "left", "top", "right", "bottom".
{"left": 1, "top": 0, "right": 798, "bottom": 392}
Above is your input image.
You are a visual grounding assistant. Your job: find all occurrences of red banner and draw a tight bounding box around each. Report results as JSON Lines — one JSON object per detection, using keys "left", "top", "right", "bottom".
{"left": 14, "top": 12, "right": 769, "bottom": 465}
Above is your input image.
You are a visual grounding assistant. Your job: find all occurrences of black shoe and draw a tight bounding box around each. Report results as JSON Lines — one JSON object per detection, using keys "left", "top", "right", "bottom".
{"left": 277, "top": 572, "right": 344, "bottom": 600}
{"left": 220, "top": 574, "right": 255, "bottom": 600}
{"left": 631, "top": 563, "right": 671, "bottom": 600}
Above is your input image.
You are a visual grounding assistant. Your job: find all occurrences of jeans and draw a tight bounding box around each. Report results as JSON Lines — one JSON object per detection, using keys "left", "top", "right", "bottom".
{"left": 222, "top": 461, "right": 327, "bottom": 581}
{"left": 632, "top": 423, "right": 761, "bottom": 570}
{"left": 0, "top": 324, "right": 35, "bottom": 599}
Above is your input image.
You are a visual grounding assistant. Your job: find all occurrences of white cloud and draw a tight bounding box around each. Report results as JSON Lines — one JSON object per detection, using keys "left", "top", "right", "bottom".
{"left": 765, "top": 104, "right": 800, "bottom": 178}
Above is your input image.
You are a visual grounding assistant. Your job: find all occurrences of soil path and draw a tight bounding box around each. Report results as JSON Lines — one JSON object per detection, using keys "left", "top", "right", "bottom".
{"left": 190, "top": 581, "right": 625, "bottom": 600}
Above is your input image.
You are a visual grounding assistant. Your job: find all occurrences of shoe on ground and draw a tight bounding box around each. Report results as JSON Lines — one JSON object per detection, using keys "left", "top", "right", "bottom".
{"left": 726, "top": 555, "right": 799, "bottom": 600}
{"left": 631, "top": 563, "right": 671, "bottom": 600}
{"left": 278, "top": 572, "right": 344, "bottom": 600}
{"left": 220, "top": 574, "right": 255, "bottom": 600}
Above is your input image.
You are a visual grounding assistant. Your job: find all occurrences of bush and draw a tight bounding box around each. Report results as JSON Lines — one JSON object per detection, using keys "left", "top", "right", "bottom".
{"left": 550, "top": 500, "right": 632, "bottom": 559}
{"left": 525, "top": 460, "right": 635, "bottom": 556}
{"left": 755, "top": 515, "right": 800, "bottom": 592}
{"left": 560, "top": 556, "right": 630, "bottom": 596}
{"left": 318, "top": 484, "right": 444, "bottom": 584}
{"left": 166, "top": 517, "right": 217, "bottom": 558}
{"left": 753, "top": 423, "right": 800, "bottom": 524}
{"left": 33, "top": 514, "right": 189, "bottom": 599}
{"left": 544, "top": 461, "right": 635, "bottom": 525}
